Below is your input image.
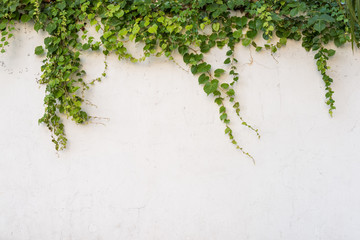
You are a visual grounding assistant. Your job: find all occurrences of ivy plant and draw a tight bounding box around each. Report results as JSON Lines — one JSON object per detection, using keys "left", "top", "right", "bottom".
{"left": 0, "top": 0, "right": 358, "bottom": 161}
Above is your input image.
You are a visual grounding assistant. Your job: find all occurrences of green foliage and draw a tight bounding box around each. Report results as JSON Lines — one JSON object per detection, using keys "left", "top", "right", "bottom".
{"left": 341, "top": 0, "right": 360, "bottom": 48}
{"left": 34, "top": 45, "right": 43, "bottom": 55}
{"left": 0, "top": 0, "right": 358, "bottom": 160}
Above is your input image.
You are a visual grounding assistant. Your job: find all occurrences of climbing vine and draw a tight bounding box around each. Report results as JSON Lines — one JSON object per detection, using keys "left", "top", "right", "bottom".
{"left": 0, "top": 0, "right": 358, "bottom": 160}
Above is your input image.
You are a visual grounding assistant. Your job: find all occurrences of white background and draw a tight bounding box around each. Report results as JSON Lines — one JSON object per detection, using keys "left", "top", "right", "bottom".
{"left": 1, "top": 23, "right": 360, "bottom": 240}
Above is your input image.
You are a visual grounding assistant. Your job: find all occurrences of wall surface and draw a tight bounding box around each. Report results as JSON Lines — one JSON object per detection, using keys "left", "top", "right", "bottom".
{"left": 1, "top": 23, "right": 360, "bottom": 240}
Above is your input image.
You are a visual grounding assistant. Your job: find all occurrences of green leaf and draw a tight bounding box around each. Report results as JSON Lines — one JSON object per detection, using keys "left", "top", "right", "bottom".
{"left": 178, "top": 45, "right": 188, "bottom": 55}
{"left": 69, "top": 86, "right": 80, "bottom": 93}
{"left": 214, "top": 97, "right": 223, "bottom": 105}
{"left": 200, "top": 44, "right": 210, "bottom": 53}
{"left": 314, "top": 52, "right": 322, "bottom": 59}
{"left": 115, "top": 10, "right": 125, "bottom": 18}
{"left": 57, "top": 2, "right": 66, "bottom": 10}
{"left": 214, "top": 68, "right": 225, "bottom": 77}
{"left": 185, "top": 25, "right": 193, "bottom": 30}
{"left": 34, "top": 46, "right": 44, "bottom": 55}
{"left": 225, "top": 127, "right": 231, "bottom": 134}
{"left": 233, "top": 30, "right": 242, "bottom": 39}
{"left": 90, "top": 19, "right": 97, "bottom": 26}
{"left": 221, "top": 83, "right": 229, "bottom": 89}
{"left": 203, "top": 80, "right": 219, "bottom": 95}
{"left": 197, "top": 62, "right": 211, "bottom": 73}
{"left": 82, "top": 43, "right": 90, "bottom": 50}
{"left": 308, "top": 16, "right": 319, "bottom": 26}
{"left": 224, "top": 58, "right": 231, "bottom": 64}
{"left": 279, "top": 37, "right": 287, "bottom": 46}
{"left": 45, "top": 23, "right": 57, "bottom": 34}
{"left": 198, "top": 74, "right": 209, "bottom": 84}
{"left": 209, "top": 33, "right": 218, "bottom": 41}
{"left": 212, "top": 23, "right": 220, "bottom": 32}
{"left": 271, "top": 45, "right": 277, "bottom": 53}
{"left": 55, "top": 90, "right": 64, "bottom": 98}
{"left": 318, "top": 14, "right": 335, "bottom": 23}
{"left": 217, "top": 40, "right": 225, "bottom": 48}
{"left": 242, "top": 38, "right": 252, "bottom": 47}
{"left": 334, "top": 36, "right": 346, "bottom": 47}
{"left": 103, "top": 31, "right": 113, "bottom": 39}
{"left": 132, "top": 24, "right": 140, "bottom": 34}
{"left": 327, "top": 49, "right": 336, "bottom": 57}
{"left": 246, "top": 30, "right": 257, "bottom": 39}
{"left": 236, "top": 16, "right": 248, "bottom": 27}
{"left": 183, "top": 53, "right": 191, "bottom": 64}
{"left": 157, "top": 16, "right": 165, "bottom": 23}
{"left": 148, "top": 24, "right": 158, "bottom": 34}
{"left": 289, "top": 8, "right": 299, "bottom": 17}
{"left": 220, "top": 113, "right": 227, "bottom": 121}
{"left": 21, "top": 14, "right": 31, "bottom": 23}
{"left": 226, "top": 89, "right": 235, "bottom": 96}
{"left": 166, "top": 25, "right": 176, "bottom": 33}
{"left": 44, "top": 37, "right": 52, "bottom": 46}
{"left": 314, "top": 20, "right": 326, "bottom": 32}
{"left": 219, "top": 106, "right": 226, "bottom": 113}
{"left": 95, "top": 24, "right": 101, "bottom": 32}
{"left": 0, "top": 21, "right": 7, "bottom": 30}
{"left": 34, "top": 22, "right": 42, "bottom": 32}
{"left": 191, "top": 65, "right": 198, "bottom": 75}
{"left": 88, "top": 14, "right": 95, "bottom": 20}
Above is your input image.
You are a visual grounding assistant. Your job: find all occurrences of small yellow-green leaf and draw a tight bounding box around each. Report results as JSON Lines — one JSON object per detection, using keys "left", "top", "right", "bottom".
{"left": 115, "top": 10, "right": 124, "bottom": 18}
{"left": 119, "top": 28, "right": 128, "bottom": 36}
{"left": 148, "top": 24, "right": 158, "bottom": 34}
{"left": 212, "top": 23, "right": 220, "bottom": 32}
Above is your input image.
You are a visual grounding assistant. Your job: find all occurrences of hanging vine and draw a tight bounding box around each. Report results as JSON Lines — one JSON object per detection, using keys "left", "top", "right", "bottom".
{"left": 0, "top": 0, "right": 358, "bottom": 160}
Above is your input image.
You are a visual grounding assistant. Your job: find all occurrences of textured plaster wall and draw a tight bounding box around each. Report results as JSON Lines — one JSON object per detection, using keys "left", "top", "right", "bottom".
{"left": 1, "top": 23, "right": 360, "bottom": 240}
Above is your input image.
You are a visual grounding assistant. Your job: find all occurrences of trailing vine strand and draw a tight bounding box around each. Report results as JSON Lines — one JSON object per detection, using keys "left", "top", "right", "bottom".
{"left": 0, "top": 0, "right": 358, "bottom": 159}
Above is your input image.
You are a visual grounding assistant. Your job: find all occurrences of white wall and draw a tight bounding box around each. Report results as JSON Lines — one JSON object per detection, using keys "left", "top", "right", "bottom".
{"left": 1, "top": 23, "right": 360, "bottom": 240}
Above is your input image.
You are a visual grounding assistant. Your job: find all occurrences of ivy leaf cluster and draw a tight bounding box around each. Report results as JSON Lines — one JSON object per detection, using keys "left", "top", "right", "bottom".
{"left": 0, "top": 0, "right": 358, "bottom": 160}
